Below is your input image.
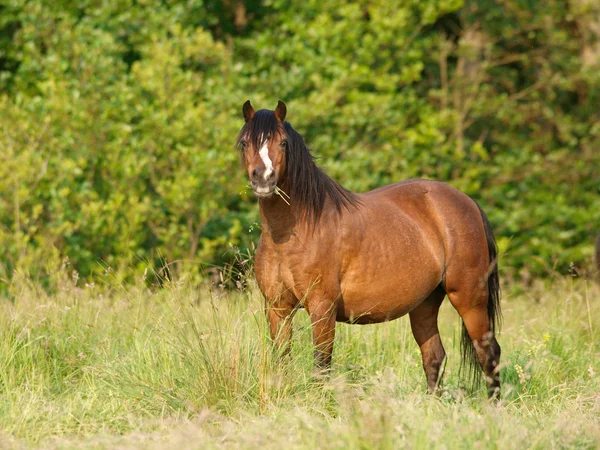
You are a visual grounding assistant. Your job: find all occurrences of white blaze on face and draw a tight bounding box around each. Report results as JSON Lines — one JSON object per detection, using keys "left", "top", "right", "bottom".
{"left": 258, "top": 136, "right": 274, "bottom": 180}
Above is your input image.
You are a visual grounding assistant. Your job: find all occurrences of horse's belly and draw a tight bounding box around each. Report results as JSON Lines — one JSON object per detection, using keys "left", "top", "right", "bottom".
{"left": 336, "top": 295, "right": 415, "bottom": 324}
{"left": 338, "top": 240, "right": 443, "bottom": 324}
{"left": 337, "top": 283, "right": 435, "bottom": 324}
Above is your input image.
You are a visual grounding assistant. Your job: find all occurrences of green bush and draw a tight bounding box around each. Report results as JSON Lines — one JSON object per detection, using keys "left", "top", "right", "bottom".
{"left": 1, "top": 0, "right": 599, "bottom": 290}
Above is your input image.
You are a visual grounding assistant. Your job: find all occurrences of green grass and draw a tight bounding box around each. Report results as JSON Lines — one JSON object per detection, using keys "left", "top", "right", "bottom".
{"left": 0, "top": 275, "right": 599, "bottom": 449}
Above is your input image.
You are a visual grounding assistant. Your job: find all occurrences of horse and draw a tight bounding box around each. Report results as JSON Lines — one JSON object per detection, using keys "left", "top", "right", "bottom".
{"left": 237, "top": 100, "right": 502, "bottom": 399}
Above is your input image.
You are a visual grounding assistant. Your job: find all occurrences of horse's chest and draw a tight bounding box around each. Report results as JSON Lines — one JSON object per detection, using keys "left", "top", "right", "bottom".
{"left": 255, "top": 246, "right": 297, "bottom": 292}
{"left": 255, "top": 243, "right": 318, "bottom": 300}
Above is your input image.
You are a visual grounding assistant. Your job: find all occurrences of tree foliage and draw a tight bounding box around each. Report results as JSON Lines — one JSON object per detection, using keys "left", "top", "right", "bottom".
{"left": 1, "top": 0, "right": 599, "bottom": 289}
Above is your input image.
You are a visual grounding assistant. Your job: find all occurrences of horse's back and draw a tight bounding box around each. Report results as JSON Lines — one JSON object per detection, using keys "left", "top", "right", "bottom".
{"left": 362, "top": 179, "right": 484, "bottom": 237}
{"left": 369, "top": 178, "right": 487, "bottom": 270}
{"left": 364, "top": 178, "right": 472, "bottom": 204}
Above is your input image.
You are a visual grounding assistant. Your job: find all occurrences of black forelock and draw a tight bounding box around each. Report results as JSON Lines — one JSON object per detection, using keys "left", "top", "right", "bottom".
{"left": 236, "top": 109, "right": 283, "bottom": 155}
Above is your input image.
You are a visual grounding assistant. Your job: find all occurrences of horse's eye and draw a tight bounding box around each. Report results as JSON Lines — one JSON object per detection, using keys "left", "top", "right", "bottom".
{"left": 280, "top": 140, "right": 288, "bottom": 149}
{"left": 240, "top": 140, "right": 248, "bottom": 150}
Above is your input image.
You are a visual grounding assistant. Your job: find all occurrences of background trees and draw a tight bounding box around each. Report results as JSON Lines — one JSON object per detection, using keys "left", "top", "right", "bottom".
{"left": 1, "top": 0, "right": 599, "bottom": 289}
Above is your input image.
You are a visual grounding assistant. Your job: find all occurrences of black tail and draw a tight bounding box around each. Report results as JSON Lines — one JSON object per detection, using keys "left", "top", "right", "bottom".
{"left": 460, "top": 204, "right": 502, "bottom": 389}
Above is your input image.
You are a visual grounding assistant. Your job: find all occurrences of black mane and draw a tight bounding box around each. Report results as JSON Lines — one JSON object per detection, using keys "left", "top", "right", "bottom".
{"left": 238, "top": 109, "right": 360, "bottom": 224}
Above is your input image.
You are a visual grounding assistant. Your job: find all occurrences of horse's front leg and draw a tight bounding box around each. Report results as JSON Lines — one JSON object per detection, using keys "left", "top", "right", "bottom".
{"left": 265, "top": 292, "right": 297, "bottom": 358}
{"left": 308, "top": 300, "right": 337, "bottom": 373}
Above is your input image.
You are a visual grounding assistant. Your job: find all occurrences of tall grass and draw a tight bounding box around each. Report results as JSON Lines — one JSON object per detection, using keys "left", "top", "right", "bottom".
{"left": 0, "top": 273, "right": 598, "bottom": 449}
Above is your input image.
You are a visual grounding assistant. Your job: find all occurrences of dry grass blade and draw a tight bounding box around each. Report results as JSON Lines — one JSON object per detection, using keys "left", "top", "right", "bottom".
{"left": 274, "top": 186, "right": 290, "bottom": 205}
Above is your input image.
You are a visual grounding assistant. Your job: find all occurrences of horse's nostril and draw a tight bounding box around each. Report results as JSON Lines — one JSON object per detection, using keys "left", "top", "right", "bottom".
{"left": 252, "top": 168, "right": 262, "bottom": 179}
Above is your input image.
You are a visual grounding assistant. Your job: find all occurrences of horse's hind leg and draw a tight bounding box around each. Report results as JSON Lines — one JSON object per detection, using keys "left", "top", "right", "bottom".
{"left": 447, "top": 290, "right": 501, "bottom": 399}
{"left": 409, "top": 286, "right": 447, "bottom": 394}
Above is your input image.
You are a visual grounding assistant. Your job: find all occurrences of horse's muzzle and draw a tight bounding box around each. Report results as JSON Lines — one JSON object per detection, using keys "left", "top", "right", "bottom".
{"left": 251, "top": 181, "right": 276, "bottom": 198}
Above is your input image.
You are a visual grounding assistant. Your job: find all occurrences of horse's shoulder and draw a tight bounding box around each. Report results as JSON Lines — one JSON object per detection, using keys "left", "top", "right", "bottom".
{"left": 254, "top": 235, "right": 273, "bottom": 270}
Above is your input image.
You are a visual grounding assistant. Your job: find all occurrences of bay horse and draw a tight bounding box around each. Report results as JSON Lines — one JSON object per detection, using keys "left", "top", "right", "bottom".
{"left": 238, "top": 100, "right": 502, "bottom": 399}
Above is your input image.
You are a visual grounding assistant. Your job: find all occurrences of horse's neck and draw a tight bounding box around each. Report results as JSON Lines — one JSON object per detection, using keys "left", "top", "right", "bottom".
{"left": 258, "top": 196, "right": 299, "bottom": 244}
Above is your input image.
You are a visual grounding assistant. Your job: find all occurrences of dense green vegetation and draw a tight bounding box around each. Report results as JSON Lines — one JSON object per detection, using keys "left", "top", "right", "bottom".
{"left": 1, "top": 4, "right": 598, "bottom": 447}
{"left": 0, "top": 275, "right": 598, "bottom": 448}
{"left": 1, "top": 0, "right": 600, "bottom": 288}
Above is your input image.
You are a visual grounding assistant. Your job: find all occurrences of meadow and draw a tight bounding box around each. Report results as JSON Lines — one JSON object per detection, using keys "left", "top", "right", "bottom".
{"left": 2, "top": 2, "right": 599, "bottom": 448}
{"left": 1, "top": 271, "right": 598, "bottom": 449}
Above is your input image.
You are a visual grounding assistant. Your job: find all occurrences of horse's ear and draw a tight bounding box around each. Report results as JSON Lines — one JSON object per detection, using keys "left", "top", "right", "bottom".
{"left": 274, "top": 100, "right": 287, "bottom": 122}
{"left": 243, "top": 100, "right": 255, "bottom": 122}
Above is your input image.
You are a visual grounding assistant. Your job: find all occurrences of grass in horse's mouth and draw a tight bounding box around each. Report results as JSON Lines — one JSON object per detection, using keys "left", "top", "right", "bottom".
{"left": 274, "top": 186, "right": 290, "bottom": 205}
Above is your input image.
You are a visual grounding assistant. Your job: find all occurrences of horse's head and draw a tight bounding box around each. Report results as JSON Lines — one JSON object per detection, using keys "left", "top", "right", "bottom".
{"left": 237, "top": 100, "right": 288, "bottom": 198}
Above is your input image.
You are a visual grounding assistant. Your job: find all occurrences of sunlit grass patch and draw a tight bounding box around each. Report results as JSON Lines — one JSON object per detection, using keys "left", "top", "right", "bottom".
{"left": 0, "top": 277, "right": 598, "bottom": 448}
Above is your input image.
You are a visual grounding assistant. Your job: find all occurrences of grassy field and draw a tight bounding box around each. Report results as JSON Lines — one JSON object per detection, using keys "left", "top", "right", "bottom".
{"left": 0, "top": 272, "right": 598, "bottom": 449}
